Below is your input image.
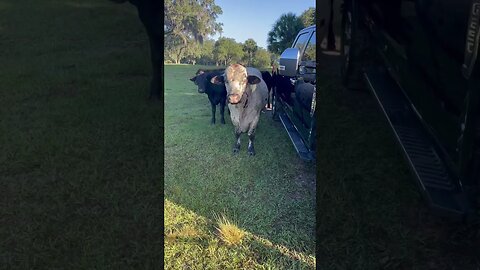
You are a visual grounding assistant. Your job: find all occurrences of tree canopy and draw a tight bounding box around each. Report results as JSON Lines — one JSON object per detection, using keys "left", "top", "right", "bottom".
{"left": 164, "top": 0, "right": 223, "bottom": 43}
{"left": 164, "top": 0, "right": 223, "bottom": 64}
{"left": 242, "top": 39, "right": 258, "bottom": 66}
{"left": 300, "top": 7, "right": 316, "bottom": 27}
{"left": 267, "top": 13, "right": 304, "bottom": 55}
{"left": 213, "top": 37, "right": 244, "bottom": 66}
{"left": 252, "top": 48, "right": 271, "bottom": 68}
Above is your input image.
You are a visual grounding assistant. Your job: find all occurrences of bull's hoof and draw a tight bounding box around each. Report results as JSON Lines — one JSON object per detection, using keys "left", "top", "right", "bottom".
{"left": 233, "top": 148, "right": 240, "bottom": 155}
{"left": 247, "top": 147, "right": 255, "bottom": 156}
{"left": 210, "top": 119, "right": 216, "bottom": 125}
{"left": 220, "top": 119, "right": 225, "bottom": 124}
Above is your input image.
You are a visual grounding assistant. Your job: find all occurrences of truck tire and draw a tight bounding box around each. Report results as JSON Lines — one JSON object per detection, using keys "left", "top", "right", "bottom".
{"left": 341, "top": 0, "right": 369, "bottom": 90}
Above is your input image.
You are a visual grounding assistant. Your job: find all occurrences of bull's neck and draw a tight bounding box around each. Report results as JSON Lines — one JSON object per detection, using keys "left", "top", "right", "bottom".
{"left": 239, "top": 88, "right": 252, "bottom": 109}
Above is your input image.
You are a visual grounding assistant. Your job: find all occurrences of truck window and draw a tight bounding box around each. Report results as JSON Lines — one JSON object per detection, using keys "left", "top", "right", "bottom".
{"left": 302, "top": 31, "right": 316, "bottom": 62}
{"left": 293, "top": 32, "right": 311, "bottom": 53}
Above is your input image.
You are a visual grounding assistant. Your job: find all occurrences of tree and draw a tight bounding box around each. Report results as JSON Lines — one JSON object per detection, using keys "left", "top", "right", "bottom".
{"left": 183, "top": 40, "right": 202, "bottom": 65}
{"left": 300, "top": 7, "right": 316, "bottom": 27}
{"left": 213, "top": 37, "right": 244, "bottom": 66}
{"left": 270, "top": 52, "right": 280, "bottom": 68}
{"left": 198, "top": 39, "right": 215, "bottom": 65}
{"left": 243, "top": 39, "right": 258, "bottom": 66}
{"left": 165, "top": 33, "right": 186, "bottom": 64}
{"left": 252, "top": 48, "right": 271, "bottom": 68}
{"left": 164, "top": 0, "right": 223, "bottom": 43}
{"left": 164, "top": 0, "right": 223, "bottom": 65}
{"left": 267, "top": 13, "right": 304, "bottom": 55}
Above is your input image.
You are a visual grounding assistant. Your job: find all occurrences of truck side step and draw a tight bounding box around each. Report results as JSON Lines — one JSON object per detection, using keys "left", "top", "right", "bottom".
{"left": 364, "top": 68, "right": 470, "bottom": 219}
{"left": 278, "top": 112, "right": 315, "bottom": 161}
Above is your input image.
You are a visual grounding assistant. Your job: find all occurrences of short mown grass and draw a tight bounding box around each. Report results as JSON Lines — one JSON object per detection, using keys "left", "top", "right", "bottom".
{"left": 0, "top": 1, "right": 161, "bottom": 268}
{"left": 164, "top": 64, "right": 316, "bottom": 269}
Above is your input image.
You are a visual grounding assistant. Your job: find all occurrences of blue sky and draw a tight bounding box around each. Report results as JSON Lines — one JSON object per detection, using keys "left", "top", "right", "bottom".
{"left": 211, "top": 0, "right": 315, "bottom": 49}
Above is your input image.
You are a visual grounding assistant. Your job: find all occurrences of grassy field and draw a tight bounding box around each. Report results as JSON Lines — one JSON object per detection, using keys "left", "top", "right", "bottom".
{"left": 316, "top": 48, "right": 480, "bottom": 268}
{"left": 164, "top": 65, "right": 316, "bottom": 269}
{"left": 0, "top": 1, "right": 162, "bottom": 268}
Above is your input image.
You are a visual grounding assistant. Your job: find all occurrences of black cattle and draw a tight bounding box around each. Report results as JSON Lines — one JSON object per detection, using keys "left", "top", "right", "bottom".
{"left": 190, "top": 69, "right": 227, "bottom": 125}
{"left": 260, "top": 71, "right": 273, "bottom": 109}
{"left": 111, "top": 0, "right": 161, "bottom": 100}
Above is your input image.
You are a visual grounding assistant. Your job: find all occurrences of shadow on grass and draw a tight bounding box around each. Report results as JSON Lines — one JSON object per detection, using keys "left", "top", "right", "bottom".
{"left": 164, "top": 198, "right": 315, "bottom": 269}
{"left": 316, "top": 36, "right": 480, "bottom": 269}
{"left": 0, "top": 1, "right": 162, "bottom": 268}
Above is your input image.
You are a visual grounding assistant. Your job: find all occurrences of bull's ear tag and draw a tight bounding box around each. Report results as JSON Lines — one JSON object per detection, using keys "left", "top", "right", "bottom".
{"left": 247, "top": 75, "right": 261, "bottom": 84}
{"left": 210, "top": 75, "right": 224, "bottom": 85}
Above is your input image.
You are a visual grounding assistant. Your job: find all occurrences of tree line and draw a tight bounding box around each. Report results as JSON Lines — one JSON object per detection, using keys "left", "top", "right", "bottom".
{"left": 164, "top": 0, "right": 315, "bottom": 68}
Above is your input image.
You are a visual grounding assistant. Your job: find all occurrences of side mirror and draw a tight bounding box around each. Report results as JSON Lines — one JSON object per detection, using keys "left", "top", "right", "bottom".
{"left": 278, "top": 48, "right": 300, "bottom": 77}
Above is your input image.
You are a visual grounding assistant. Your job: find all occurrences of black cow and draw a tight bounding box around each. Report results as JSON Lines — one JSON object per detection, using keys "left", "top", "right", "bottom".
{"left": 260, "top": 71, "right": 273, "bottom": 109}
{"left": 111, "top": 0, "right": 161, "bottom": 100}
{"left": 190, "top": 69, "right": 227, "bottom": 125}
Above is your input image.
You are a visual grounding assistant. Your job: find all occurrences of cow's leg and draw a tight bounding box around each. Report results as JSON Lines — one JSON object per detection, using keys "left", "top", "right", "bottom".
{"left": 247, "top": 116, "right": 260, "bottom": 156}
{"left": 233, "top": 128, "right": 241, "bottom": 154}
{"left": 220, "top": 101, "right": 226, "bottom": 124}
{"left": 134, "top": 1, "right": 162, "bottom": 101}
{"left": 247, "top": 129, "right": 255, "bottom": 156}
{"left": 211, "top": 103, "right": 216, "bottom": 124}
{"left": 266, "top": 88, "right": 271, "bottom": 109}
{"left": 148, "top": 30, "right": 161, "bottom": 100}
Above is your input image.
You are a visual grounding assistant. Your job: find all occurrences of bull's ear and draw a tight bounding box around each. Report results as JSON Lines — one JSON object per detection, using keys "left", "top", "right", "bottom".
{"left": 189, "top": 76, "right": 196, "bottom": 82}
{"left": 247, "top": 75, "right": 261, "bottom": 84}
{"left": 210, "top": 75, "right": 224, "bottom": 85}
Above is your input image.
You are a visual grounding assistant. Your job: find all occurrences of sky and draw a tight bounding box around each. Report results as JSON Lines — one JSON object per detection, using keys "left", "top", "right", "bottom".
{"left": 211, "top": 0, "right": 315, "bottom": 49}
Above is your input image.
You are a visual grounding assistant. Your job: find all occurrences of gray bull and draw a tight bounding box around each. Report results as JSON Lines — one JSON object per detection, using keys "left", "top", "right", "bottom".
{"left": 211, "top": 64, "right": 268, "bottom": 156}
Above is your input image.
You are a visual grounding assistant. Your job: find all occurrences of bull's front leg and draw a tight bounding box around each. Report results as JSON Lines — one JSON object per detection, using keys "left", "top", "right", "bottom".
{"left": 233, "top": 128, "right": 241, "bottom": 154}
{"left": 247, "top": 128, "right": 255, "bottom": 156}
{"left": 210, "top": 103, "right": 216, "bottom": 124}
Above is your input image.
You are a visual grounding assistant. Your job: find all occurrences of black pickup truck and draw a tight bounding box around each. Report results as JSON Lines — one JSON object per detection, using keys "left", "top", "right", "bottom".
{"left": 341, "top": 0, "right": 480, "bottom": 221}
{"left": 272, "top": 25, "right": 317, "bottom": 161}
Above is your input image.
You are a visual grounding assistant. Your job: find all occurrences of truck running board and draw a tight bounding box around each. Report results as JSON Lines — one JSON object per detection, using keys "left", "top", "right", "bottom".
{"left": 364, "top": 68, "right": 471, "bottom": 219}
{"left": 278, "top": 112, "right": 315, "bottom": 161}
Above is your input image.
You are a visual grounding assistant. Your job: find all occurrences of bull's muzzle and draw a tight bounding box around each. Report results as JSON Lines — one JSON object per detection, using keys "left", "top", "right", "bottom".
{"left": 228, "top": 94, "right": 241, "bottom": 104}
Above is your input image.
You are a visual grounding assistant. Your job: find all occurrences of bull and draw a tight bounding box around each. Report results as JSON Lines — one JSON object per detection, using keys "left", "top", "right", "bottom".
{"left": 211, "top": 64, "right": 268, "bottom": 156}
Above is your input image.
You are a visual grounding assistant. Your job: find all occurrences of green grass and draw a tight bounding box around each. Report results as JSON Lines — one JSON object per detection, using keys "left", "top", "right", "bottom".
{"left": 316, "top": 50, "right": 480, "bottom": 269}
{"left": 0, "top": 1, "right": 161, "bottom": 268}
{"left": 164, "top": 64, "right": 316, "bottom": 269}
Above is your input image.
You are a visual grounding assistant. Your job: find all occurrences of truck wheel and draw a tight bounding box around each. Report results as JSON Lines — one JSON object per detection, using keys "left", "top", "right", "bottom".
{"left": 341, "top": 0, "right": 368, "bottom": 90}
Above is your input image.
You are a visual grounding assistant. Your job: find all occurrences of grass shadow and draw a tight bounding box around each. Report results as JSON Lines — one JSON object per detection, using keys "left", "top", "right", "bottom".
{"left": 0, "top": 1, "right": 162, "bottom": 268}
{"left": 316, "top": 34, "right": 480, "bottom": 269}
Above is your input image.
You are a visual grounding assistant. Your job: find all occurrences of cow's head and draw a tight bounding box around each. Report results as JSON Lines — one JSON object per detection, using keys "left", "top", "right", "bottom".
{"left": 210, "top": 64, "right": 261, "bottom": 104}
{"left": 189, "top": 70, "right": 207, "bottom": 93}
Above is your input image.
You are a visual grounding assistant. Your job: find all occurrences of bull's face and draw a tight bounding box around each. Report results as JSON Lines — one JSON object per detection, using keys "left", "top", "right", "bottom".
{"left": 189, "top": 71, "right": 207, "bottom": 94}
{"left": 211, "top": 64, "right": 261, "bottom": 104}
